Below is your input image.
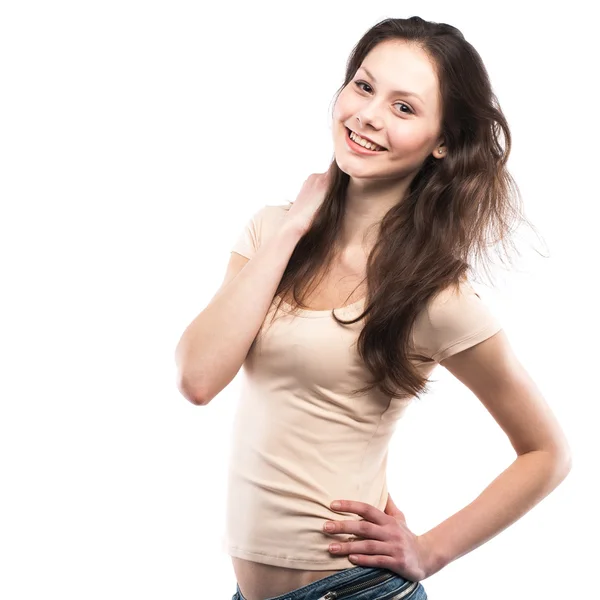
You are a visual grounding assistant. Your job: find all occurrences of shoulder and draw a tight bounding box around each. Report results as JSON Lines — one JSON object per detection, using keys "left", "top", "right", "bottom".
{"left": 263, "top": 203, "right": 291, "bottom": 219}
{"left": 427, "top": 279, "right": 484, "bottom": 321}
{"left": 251, "top": 203, "right": 290, "bottom": 238}
{"left": 413, "top": 279, "right": 502, "bottom": 363}
{"left": 231, "top": 203, "right": 291, "bottom": 259}
{"left": 248, "top": 202, "right": 290, "bottom": 227}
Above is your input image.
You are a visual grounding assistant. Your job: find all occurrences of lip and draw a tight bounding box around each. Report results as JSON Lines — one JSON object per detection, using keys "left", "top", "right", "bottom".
{"left": 345, "top": 127, "right": 387, "bottom": 151}
{"left": 345, "top": 127, "right": 387, "bottom": 154}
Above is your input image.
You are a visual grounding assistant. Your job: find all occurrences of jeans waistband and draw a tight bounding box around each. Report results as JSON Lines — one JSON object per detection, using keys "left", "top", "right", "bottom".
{"left": 235, "top": 565, "right": 421, "bottom": 600}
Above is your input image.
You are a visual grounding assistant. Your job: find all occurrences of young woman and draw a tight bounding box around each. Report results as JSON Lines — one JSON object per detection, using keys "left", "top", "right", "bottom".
{"left": 175, "top": 16, "right": 572, "bottom": 600}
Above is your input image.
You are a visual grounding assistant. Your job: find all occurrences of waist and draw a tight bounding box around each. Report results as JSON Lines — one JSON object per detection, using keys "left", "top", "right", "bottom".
{"left": 232, "top": 556, "right": 346, "bottom": 600}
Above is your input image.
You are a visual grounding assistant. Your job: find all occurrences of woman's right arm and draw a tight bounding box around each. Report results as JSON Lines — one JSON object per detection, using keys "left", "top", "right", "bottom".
{"left": 174, "top": 219, "right": 306, "bottom": 405}
{"left": 175, "top": 167, "right": 334, "bottom": 405}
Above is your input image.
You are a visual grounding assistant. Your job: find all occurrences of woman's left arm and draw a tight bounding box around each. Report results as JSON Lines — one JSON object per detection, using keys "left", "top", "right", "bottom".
{"left": 419, "top": 328, "right": 572, "bottom": 577}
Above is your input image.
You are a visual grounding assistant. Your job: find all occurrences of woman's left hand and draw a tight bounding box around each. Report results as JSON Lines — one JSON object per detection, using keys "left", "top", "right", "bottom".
{"left": 323, "top": 493, "right": 434, "bottom": 581}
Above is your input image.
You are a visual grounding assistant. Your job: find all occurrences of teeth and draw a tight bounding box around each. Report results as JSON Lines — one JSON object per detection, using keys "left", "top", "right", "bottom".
{"left": 349, "top": 130, "right": 384, "bottom": 151}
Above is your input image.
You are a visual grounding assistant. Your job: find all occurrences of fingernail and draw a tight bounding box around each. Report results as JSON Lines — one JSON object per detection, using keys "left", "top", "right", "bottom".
{"left": 329, "top": 544, "right": 340, "bottom": 552}
{"left": 331, "top": 501, "right": 341, "bottom": 509}
{"left": 324, "top": 522, "right": 334, "bottom": 531}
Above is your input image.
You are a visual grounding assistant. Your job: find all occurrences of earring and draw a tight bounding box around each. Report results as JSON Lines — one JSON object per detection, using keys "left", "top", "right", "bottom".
{"left": 438, "top": 148, "right": 444, "bottom": 154}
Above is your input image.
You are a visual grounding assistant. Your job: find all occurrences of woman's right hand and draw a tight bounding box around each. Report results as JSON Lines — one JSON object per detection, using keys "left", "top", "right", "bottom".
{"left": 285, "top": 163, "right": 335, "bottom": 235}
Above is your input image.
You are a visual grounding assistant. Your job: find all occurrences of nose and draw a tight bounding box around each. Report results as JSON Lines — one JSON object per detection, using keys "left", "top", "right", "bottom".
{"left": 355, "top": 105, "right": 385, "bottom": 130}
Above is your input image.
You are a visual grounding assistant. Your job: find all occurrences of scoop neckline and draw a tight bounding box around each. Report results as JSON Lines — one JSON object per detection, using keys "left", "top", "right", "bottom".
{"left": 274, "top": 295, "right": 366, "bottom": 318}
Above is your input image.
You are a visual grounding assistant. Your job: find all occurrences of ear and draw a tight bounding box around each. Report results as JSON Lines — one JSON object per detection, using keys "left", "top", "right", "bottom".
{"left": 432, "top": 143, "right": 446, "bottom": 159}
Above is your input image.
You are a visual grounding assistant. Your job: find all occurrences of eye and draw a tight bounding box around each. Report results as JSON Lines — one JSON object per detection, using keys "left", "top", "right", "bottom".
{"left": 353, "top": 80, "right": 415, "bottom": 115}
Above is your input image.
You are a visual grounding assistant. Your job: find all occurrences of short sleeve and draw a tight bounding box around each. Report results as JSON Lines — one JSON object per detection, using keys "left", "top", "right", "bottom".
{"left": 231, "top": 206, "right": 266, "bottom": 259}
{"left": 414, "top": 281, "right": 502, "bottom": 363}
{"left": 231, "top": 204, "right": 289, "bottom": 259}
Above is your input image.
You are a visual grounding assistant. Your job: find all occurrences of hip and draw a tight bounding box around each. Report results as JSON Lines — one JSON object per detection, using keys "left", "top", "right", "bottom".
{"left": 232, "top": 559, "right": 427, "bottom": 600}
{"left": 232, "top": 556, "right": 345, "bottom": 600}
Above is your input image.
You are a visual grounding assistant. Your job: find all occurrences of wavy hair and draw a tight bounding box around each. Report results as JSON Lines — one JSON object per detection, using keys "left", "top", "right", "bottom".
{"left": 267, "top": 16, "right": 544, "bottom": 400}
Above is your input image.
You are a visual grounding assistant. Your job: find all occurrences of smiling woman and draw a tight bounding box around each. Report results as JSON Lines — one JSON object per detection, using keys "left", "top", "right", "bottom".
{"left": 174, "top": 14, "right": 571, "bottom": 600}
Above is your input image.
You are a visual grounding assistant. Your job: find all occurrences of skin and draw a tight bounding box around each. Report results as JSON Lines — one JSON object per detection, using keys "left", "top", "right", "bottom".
{"left": 323, "top": 40, "right": 572, "bottom": 581}
{"left": 332, "top": 39, "right": 446, "bottom": 252}
{"left": 323, "top": 494, "right": 431, "bottom": 581}
{"left": 323, "top": 330, "right": 572, "bottom": 579}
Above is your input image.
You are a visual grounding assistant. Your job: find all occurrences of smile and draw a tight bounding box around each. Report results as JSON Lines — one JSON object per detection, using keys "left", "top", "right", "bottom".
{"left": 345, "top": 127, "right": 387, "bottom": 154}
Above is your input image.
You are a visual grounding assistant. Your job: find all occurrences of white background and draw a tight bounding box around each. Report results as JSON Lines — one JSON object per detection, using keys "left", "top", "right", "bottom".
{"left": 1, "top": 1, "right": 598, "bottom": 598}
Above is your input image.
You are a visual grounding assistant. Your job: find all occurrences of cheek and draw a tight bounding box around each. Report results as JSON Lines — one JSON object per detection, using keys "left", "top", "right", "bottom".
{"left": 333, "top": 88, "right": 362, "bottom": 121}
{"left": 387, "top": 126, "right": 432, "bottom": 153}
{"left": 333, "top": 101, "right": 351, "bottom": 123}
{"left": 332, "top": 103, "right": 344, "bottom": 123}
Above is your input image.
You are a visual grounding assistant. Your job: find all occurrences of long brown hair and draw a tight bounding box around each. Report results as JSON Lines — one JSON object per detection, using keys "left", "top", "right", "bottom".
{"left": 269, "top": 16, "right": 543, "bottom": 400}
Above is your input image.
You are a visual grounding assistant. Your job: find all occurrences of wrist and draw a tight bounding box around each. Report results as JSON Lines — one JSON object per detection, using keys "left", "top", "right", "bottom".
{"left": 280, "top": 218, "right": 309, "bottom": 241}
{"left": 417, "top": 532, "right": 448, "bottom": 579}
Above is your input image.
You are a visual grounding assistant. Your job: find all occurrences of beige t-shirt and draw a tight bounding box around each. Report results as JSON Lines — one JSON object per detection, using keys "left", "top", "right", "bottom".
{"left": 221, "top": 204, "right": 502, "bottom": 569}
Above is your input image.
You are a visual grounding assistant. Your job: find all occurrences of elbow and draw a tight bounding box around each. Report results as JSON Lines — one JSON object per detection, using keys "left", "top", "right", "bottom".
{"left": 175, "top": 346, "right": 210, "bottom": 406}
{"left": 176, "top": 373, "right": 211, "bottom": 406}
{"left": 174, "top": 348, "right": 239, "bottom": 406}
{"left": 545, "top": 447, "right": 573, "bottom": 481}
{"left": 554, "top": 455, "right": 573, "bottom": 487}
{"left": 188, "top": 389, "right": 210, "bottom": 407}
{"left": 552, "top": 439, "right": 574, "bottom": 476}
{"left": 559, "top": 452, "right": 573, "bottom": 477}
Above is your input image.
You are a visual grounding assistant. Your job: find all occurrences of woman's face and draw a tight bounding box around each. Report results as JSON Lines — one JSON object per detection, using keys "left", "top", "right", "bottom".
{"left": 333, "top": 40, "right": 445, "bottom": 180}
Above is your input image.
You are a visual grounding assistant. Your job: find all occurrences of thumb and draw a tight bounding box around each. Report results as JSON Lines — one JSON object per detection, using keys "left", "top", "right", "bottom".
{"left": 384, "top": 492, "right": 405, "bottom": 521}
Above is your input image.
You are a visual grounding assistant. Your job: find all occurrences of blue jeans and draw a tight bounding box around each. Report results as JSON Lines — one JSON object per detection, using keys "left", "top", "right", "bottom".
{"left": 232, "top": 565, "right": 428, "bottom": 600}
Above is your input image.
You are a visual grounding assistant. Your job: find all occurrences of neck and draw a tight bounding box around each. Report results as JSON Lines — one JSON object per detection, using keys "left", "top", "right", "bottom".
{"left": 339, "top": 173, "right": 413, "bottom": 250}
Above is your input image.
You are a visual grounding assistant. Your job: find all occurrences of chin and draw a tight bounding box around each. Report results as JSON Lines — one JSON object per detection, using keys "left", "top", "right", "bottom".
{"left": 335, "top": 155, "right": 376, "bottom": 174}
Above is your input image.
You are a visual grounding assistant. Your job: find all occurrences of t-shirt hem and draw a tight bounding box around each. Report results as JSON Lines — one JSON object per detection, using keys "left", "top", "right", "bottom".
{"left": 227, "top": 544, "right": 353, "bottom": 570}
{"left": 231, "top": 248, "right": 253, "bottom": 259}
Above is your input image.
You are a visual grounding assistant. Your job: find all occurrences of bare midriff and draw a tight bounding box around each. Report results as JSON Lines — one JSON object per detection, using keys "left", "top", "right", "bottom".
{"left": 232, "top": 557, "right": 346, "bottom": 600}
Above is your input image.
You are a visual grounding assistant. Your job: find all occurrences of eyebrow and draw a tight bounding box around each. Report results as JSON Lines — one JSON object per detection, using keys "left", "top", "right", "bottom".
{"left": 358, "top": 67, "right": 425, "bottom": 105}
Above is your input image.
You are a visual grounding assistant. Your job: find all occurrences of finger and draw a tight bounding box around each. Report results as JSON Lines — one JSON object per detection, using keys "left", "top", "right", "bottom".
{"left": 385, "top": 493, "right": 406, "bottom": 521}
{"left": 347, "top": 553, "right": 397, "bottom": 570}
{"left": 331, "top": 500, "right": 389, "bottom": 526}
{"left": 323, "top": 518, "right": 386, "bottom": 541}
{"left": 329, "top": 539, "right": 392, "bottom": 557}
